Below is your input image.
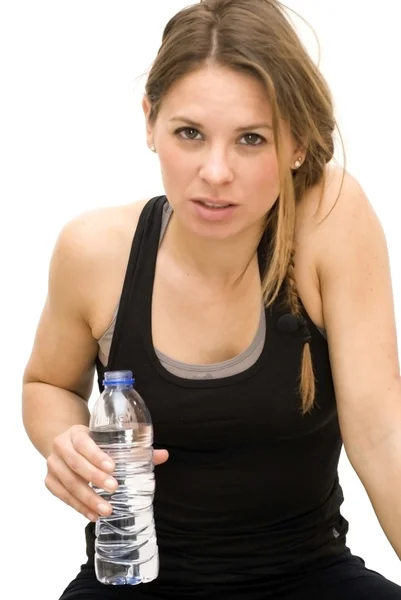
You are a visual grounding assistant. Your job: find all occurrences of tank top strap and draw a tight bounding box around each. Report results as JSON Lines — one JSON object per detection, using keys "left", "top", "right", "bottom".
{"left": 102, "top": 195, "right": 166, "bottom": 378}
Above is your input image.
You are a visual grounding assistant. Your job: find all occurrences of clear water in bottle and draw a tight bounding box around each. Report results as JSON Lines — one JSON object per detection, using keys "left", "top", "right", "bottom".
{"left": 89, "top": 371, "right": 159, "bottom": 585}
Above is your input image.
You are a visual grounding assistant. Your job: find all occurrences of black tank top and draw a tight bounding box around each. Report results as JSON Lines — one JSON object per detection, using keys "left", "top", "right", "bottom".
{"left": 86, "top": 195, "right": 349, "bottom": 592}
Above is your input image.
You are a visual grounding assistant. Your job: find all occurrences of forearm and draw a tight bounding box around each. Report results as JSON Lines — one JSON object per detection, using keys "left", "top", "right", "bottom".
{"left": 351, "top": 427, "right": 401, "bottom": 561}
{"left": 22, "top": 381, "right": 91, "bottom": 459}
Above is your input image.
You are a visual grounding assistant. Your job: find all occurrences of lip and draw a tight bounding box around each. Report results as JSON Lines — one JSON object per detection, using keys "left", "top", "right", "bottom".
{"left": 190, "top": 198, "right": 237, "bottom": 222}
{"left": 191, "top": 197, "right": 236, "bottom": 206}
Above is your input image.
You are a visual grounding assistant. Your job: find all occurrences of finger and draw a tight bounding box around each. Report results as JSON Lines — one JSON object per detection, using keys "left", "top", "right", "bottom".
{"left": 47, "top": 454, "right": 113, "bottom": 517}
{"left": 153, "top": 449, "right": 169, "bottom": 465}
{"left": 45, "top": 472, "right": 99, "bottom": 522}
{"left": 70, "top": 425, "right": 116, "bottom": 473}
{"left": 54, "top": 432, "right": 118, "bottom": 492}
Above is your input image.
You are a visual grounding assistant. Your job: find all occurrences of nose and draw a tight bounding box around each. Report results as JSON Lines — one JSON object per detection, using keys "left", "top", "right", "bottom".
{"left": 199, "top": 146, "right": 234, "bottom": 186}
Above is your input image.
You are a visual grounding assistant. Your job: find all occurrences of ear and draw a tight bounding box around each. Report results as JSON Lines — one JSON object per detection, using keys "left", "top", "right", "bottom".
{"left": 290, "top": 144, "right": 307, "bottom": 170}
{"left": 142, "top": 95, "right": 154, "bottom": 148}
{"left": 291, "top": 132, "right": 309, "bottom": 165}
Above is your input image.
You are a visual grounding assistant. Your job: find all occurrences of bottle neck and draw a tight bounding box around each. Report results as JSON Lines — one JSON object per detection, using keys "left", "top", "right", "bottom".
{"left": 104, "top": 384, "right": 133, "bottom": 390}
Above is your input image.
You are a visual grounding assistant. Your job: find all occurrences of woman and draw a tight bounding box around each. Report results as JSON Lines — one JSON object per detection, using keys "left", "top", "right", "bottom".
{"left": 22, "top": 0, "right": 401, "bottom": 598}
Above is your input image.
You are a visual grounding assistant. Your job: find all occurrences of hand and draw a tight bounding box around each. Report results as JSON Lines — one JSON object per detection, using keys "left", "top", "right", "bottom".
{"left": 45, "top": 424, "right": 169, "bottom": 522}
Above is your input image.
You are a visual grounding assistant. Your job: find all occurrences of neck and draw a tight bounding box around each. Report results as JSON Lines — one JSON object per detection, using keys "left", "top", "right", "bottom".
{"left": 164, "top": 214, "right": 264, "bottom": 288}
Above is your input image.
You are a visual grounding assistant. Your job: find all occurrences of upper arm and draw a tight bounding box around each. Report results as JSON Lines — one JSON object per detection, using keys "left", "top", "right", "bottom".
{"left": 23, "top": 199, "right": 149, "bottom": 400}
{"left": 23, "top": 215, "right": 100, "bottom": 401}
{"left": 313, "top": 170, "right": 401, "bottom": 458}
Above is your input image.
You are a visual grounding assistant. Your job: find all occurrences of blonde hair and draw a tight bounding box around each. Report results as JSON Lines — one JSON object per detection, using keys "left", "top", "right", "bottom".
{"left": 145, "top": 0, "right": 344, "bottom": 413}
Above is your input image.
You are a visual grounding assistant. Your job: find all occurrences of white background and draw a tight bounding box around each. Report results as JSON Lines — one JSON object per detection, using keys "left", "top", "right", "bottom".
{"left": 1, "top": 1, "right": 400, "bottom": 597}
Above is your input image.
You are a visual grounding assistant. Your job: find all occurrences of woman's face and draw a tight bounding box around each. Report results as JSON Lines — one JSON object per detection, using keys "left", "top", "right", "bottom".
{"left": 143, "top": 64, "right": 301, "bottom": 240}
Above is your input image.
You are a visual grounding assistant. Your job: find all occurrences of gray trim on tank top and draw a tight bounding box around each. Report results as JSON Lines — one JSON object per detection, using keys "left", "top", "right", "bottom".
{"left": 97, "top": 200, "right": 325, "bottom": 379}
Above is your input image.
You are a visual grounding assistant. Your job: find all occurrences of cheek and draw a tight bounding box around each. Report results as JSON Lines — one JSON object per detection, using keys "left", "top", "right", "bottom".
{"left": 158, "top": 145, "right": 190, "bottom": 187}
{"left": 247, "top": 155, "right": 281, "bottom": 199}
{"left": 159, "top": 145, "right": 179, "bottom": 171}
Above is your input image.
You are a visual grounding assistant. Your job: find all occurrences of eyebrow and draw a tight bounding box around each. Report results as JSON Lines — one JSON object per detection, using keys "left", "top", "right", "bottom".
{"left": 169, "top": 116, "right": 273, "bottom": 131}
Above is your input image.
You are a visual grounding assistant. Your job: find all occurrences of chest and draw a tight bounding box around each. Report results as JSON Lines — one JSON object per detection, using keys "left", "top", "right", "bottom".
{"left": 151, "top": 258, "right": 263, "bottom": 364}
{"left": 150, "top": 246, "right": 323, "bottom": 366}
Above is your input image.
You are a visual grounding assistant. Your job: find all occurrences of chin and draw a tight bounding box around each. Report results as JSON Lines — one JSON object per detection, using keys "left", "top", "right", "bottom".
{"left": 186, "top": 213, "right": 255, "bottom": 243}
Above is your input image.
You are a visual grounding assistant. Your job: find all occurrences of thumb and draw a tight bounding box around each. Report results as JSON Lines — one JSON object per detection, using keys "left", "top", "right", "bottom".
{"left": 153, "top": 448, "right": 169, "bottom": 465}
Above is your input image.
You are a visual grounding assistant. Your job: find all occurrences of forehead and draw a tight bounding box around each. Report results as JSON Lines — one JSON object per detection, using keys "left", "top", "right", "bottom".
{"left": 158, "top": 64, "right": 272, "bottom": 121}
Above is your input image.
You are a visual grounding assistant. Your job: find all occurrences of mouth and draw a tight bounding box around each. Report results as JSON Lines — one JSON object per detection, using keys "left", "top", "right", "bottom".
{"left": 190, "top": 198, "right": 237, "bottom": 222}
{"left": 192, "top": 198, "right": 236, "bottom": 209}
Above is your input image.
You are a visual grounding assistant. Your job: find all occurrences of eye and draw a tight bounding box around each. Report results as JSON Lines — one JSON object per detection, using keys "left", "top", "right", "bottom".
{"left": 175, "top": 127, "right": 202, "bottom": 141}
{"left": 240, "top": 133, "right": 266, "bottom": 146}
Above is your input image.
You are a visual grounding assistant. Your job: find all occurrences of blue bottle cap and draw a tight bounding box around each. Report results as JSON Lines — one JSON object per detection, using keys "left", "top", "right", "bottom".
{"left": 103, "top": 370, "right": 135, "bottom": 386}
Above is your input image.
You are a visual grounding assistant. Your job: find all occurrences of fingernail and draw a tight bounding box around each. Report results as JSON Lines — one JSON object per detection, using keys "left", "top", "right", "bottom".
{"left": 87, "top": 513, "right": 97, "bottom": 522}
{"left": 97, "top": 502, "right": 111, "bottom": 516}
{"left": 104, "top": 478, "right": 117, "bottom": 492}
{"left": 101, "top": 460, "right": 114, "bottom": 472}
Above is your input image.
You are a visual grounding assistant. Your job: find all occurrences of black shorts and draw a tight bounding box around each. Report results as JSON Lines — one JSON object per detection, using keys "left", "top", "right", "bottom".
{"left": 59, "top": 552, "right": 401, "bottom": 600}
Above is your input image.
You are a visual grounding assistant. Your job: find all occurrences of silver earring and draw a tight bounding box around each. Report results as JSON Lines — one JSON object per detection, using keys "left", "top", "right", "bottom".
{"left": 150, "top": 144, "right": 156, "bottom": 152}
{"left": 294, "top": 158, "right": 302, "bottom": 169}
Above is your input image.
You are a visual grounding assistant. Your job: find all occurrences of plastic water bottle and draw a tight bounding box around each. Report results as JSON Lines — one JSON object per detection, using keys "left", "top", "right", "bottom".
{"left": 89, "top": 370, "right": 159, "bottom": 585}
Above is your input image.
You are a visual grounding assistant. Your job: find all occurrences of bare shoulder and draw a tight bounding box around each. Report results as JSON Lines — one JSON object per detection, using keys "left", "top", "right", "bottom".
{"left": 294, "top": 164, "right": 383, "bottom": 328}
{"left": 297, "top": 163, "right": 380, "bottom": 235}
{"left": 56, "top": 200, "right": 148, "bottom": 262}
{"left": 51, "top": 198, "right": 150, "bottom": 338}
